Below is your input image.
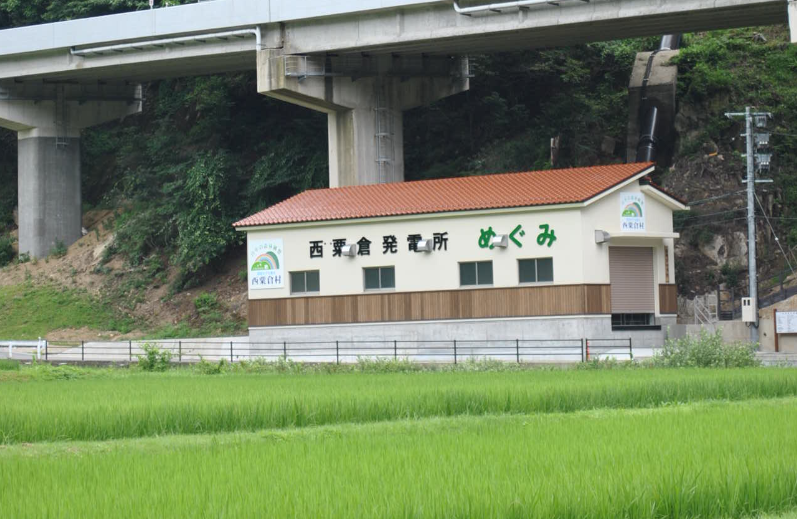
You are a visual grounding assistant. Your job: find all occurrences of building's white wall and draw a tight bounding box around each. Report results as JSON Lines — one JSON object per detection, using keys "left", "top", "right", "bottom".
{"left": 247, "top": 205, "right": 583, "bottom": 299}
{"left": 578, "top": 185, "right": 678, "bottom": 316}
{"left": 579, "top": 184, "right": 675, "bottom": 284}
{"left": 245, "top": 184, "right": 679, "bottom": 317}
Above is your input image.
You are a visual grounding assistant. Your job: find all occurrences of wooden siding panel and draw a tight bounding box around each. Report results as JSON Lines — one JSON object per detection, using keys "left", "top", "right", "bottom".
{"left": 585, "top": 285, "right": 611, "bottom": 315}
{"left": 659, "top": 284, "right": 678, "bottom": 315}
{"left": 249, "top": 284, "right": 612, "bottom": 327}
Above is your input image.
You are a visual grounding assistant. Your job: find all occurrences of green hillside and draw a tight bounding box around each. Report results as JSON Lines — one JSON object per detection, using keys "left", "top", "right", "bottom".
{"left": 1, "top": 1, "right": 796, "bottom": 335}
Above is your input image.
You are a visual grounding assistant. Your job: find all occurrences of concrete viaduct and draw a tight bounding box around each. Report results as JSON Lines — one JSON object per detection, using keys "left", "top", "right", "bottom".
{"left": 0, "top": 0, "right": 794, "bottom": 257}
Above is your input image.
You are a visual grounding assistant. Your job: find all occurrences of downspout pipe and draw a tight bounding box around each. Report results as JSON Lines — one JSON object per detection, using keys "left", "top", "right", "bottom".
{"left": 70, "top": 27, "right": 262, "bottom": 57}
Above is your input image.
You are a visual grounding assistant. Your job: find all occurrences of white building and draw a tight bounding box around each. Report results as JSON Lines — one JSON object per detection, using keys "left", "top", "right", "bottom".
{"left": 234, "top": 162, "right": 687, "bottom": 354}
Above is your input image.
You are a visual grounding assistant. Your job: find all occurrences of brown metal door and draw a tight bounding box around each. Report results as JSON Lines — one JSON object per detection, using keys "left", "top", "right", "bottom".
{"left": 609, "top": 247, "right": 655, "bottom": 313}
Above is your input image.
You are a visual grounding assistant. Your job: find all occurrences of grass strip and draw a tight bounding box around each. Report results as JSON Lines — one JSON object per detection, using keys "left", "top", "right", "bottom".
{"left": 1, "top": 368, "right": 796, "bottom": 444}
{"left": 1, "top": 398, "right": 796, "bottom": 518}
{"left": 0, "top": 284, "right": 130, "bottom": 338}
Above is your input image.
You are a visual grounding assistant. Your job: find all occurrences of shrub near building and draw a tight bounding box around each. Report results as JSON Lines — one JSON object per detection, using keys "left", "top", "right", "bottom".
{"left": 652, "top": 330, "right": 759, "bottom": 368}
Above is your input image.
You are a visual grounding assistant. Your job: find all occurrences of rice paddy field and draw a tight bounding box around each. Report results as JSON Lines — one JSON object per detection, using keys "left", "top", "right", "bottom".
{"left": 1, "top": 366, "right": 797, "bottom": 518}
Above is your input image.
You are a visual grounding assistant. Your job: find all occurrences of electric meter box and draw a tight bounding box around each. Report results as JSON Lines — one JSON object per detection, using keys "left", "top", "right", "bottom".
{"left": 741, "top": 297, "right": 756, "bottom": 323}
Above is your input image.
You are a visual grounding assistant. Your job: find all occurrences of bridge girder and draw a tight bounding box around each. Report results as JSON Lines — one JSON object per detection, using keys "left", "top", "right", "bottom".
{"left": 0, "top": 0, "right": 789, "bottom": 83}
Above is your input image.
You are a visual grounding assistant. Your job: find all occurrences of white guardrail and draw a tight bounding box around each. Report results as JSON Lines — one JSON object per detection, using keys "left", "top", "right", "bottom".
{"left": 0, "top": 338, "right": 661, "bottom": 364}
{"left": 0, "top": 338, "right": 46, "bottom": 360}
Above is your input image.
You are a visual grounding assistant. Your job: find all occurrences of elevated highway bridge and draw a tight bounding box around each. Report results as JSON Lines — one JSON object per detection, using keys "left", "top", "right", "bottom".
{"left": 0, "top": 0, "right": 794, "bottom": 257}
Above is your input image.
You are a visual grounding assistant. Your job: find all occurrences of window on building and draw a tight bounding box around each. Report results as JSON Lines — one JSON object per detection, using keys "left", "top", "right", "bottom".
{"left": 460, "top": 261, "right": 493, "bottom": 286}
{"left": 518, "top": 258, "right": 554, "bottom": 284}
{"left": 364, "top": 266, "right": 395, "bottom": 291}
{"left": 611, "top": 314, "right": 654, "bottom": 328}
{"left": 290, "top": 271, "right": 320, "bottom": 294}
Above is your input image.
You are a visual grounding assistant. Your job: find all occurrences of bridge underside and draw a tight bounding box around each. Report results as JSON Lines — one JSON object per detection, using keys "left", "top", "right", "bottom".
{"left": 0, "top": 0, "right": 793, "bottom": 256}
{"left": 0, "top": 0, "right": 789, "bottom": 84}
{"left": 283, "top": 0, "right": 789, "bottom": 56}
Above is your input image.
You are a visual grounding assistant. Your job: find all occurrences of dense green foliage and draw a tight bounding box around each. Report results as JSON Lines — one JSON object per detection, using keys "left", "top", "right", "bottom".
{"left": 1, "top": 398, "right": 796, "bottom": 518}
{"left": 651, "top": 329, "right": 759, "bottom": 368}
{"left": 78, "top": 38, "right": 654, "bottom": 289}
{"left": 0, "top": 0, "right": 193, "bottom": 28}
{"left": 404, "top": 39, "right": 657, "bottom": 178}
{"left": 2, "top": 3, "right": 796, "bottom": 294}
{"left": 1, "top": 367, "right": 796, "bottom": 443}
{"left": 87, "top": 75, "right": 327, "bottom": 288}
{"left": 0, "top": 232, "right": 13, "bottom": 266}
{"left": 136, "top": 343, "right": 172, "bottom": 371}
{"left": 0, "top": 130, "right": 13, "bottom": 230}
{"left": 0, "top": 2, "right": 659, "bottom": 288}
{"left": 673, "top": 27, "right": 797, "bottom": 249}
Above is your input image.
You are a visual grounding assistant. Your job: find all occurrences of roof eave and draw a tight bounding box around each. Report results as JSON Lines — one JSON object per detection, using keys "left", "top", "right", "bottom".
{"left": 639, "top": 184, "right": 689, "bottom": 211}
{"left": 580, "top": 164, "right": 656, "bottom": 207}
{"left": 233, "top": 201, "right": 587, "bottom": 231}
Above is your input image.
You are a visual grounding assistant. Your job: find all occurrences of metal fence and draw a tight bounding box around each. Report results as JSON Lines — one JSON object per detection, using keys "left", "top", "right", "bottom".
{"left": 1, "top": 337, "right": 645, "bottom": 365}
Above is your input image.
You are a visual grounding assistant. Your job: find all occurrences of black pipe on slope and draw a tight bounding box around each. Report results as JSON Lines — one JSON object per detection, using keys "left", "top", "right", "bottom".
{"left": 635, "top": 34, "right": 681, "bottom": 164}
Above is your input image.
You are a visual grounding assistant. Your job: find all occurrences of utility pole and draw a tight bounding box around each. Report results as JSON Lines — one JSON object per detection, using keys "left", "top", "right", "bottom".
{"left": 725, "top": 108, "right": 773, "bottom": 344}
{"left": 745, "top": 107, "right": 758, "bottom": 344}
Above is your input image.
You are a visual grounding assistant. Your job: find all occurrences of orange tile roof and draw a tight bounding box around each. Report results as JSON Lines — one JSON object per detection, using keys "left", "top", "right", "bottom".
{"left": 234, "top": 162, "right": 656, "bottom": 228}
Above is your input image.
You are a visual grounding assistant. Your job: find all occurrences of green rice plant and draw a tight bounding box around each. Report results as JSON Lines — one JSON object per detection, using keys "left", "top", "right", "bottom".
{"left": 0, "top": 359, "right": 20, "bottom": 371}
{"left": 0, "top": 399, "right": 795, "bottom": 518}
{"left": 194, "top": 356, "right": 227, "bottom": 375}
{"left": 1, "top": 368, "right": 796, "bottom": 444}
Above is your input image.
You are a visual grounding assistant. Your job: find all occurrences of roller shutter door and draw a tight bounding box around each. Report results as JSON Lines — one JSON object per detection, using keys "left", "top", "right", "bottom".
{"left": 609, "top": 247, "right": 654, "bottom": 313}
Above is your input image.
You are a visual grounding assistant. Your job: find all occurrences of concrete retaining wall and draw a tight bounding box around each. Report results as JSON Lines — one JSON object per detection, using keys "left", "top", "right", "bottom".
{"left": 668, "top": 321, "right": 752, "bottom": 345}
{"left": 250, "top": 315, "right": 677, "bottom": 363}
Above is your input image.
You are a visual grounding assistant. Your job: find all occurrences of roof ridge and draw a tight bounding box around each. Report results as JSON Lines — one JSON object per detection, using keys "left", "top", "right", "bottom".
{"left": 309, "top": 162, "right": 651, "bottom": 196}
{"left": 234, "top": 162, "right": 656, "bottom": 228}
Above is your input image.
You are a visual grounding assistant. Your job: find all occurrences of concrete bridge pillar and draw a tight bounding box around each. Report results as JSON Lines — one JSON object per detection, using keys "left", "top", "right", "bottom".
{"left": 790, "top": 1, "right": 797, "bottom": 44}
{"left": 0, "top": 82, "right": 141, "bottom": 257}
{"left": 258, "top": 51, "right": 469, "bottom": 187}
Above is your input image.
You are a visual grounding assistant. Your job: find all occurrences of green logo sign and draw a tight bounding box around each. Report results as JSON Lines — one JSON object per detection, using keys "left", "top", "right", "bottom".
{"left": 478, "top": 223, "right": 556, "bottom": 249}
{"left": 251, "top": 251, "right": 280, "bottom": 271}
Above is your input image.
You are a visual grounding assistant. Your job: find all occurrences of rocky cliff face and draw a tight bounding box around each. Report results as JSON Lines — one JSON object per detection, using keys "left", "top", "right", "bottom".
{"left": 660, "top": 26, "right": 797, "bottom": 305}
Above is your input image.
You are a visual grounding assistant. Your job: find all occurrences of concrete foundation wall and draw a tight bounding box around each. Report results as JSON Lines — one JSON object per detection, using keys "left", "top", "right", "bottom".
{"left": 668, "top": 321, "right": 752, "bottom": 345}
{"left": 17, "top": 137, "right": 81, "bottom": 258}
{"left": 250, "top": 315, "right": 677, "bottom": 363}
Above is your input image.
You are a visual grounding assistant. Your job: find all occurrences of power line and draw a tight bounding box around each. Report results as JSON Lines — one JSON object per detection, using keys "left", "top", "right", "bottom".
{"left": 679, "top": 208, "right": 746, "bottom": 220}
{"left": 688, "top": 190, "right": 746, "bottom": 206}
{"left": 755, "top": 216, "right": 797, "bottom": 221}
{"left": 754, "top": 192, "right": 795, "bottom": 276}
{"left": 678, "top": 217, "right": 748, "bottom": 230}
